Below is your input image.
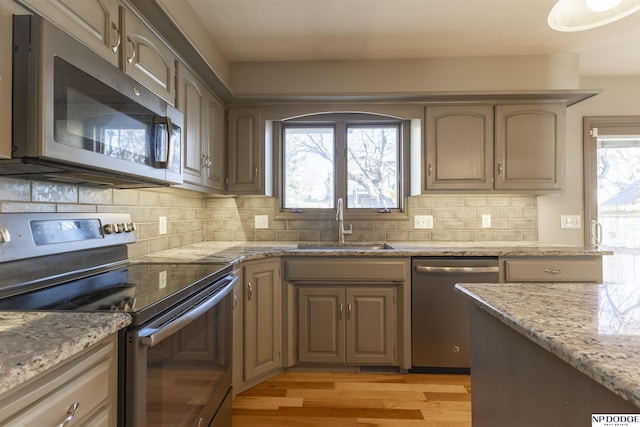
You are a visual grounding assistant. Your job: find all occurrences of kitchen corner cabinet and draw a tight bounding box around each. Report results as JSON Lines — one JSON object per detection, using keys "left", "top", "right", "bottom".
{"left": 423, "top": 103, "right": 566, "bottom": 192}
{"left": 178, "top": 63, "right": 226, "bottom": 192}
{"left": 227, "top": 107, "right": 272, "bottom": 195}
{"left": 298, "top": 287, "right": 396, "bottom": 365}
{"left": 425, "top": 105, "right": 494, "bottom": 190}
{"left": 494, "top": 104, "right": 565, "bottom": 191}
{"left": 0, "top": 335, "right": 118, "bottom": 427}
{"left": 243, "top": 258, "right": 282, "bottom": 382}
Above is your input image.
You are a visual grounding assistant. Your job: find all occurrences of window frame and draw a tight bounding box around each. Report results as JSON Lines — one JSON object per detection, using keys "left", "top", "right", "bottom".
{"left": 274, "top": 112, "right": 410, "bottom": 220}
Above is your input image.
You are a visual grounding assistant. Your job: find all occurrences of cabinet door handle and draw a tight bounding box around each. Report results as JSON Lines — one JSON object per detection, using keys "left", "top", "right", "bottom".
{"left": 347, "top": 303, "right": 352, "bottom": 320}
{"left": 126, "top": 35, "right": 136, "bottom": 64}
{"left": 427, "top": 162, "right": 433, "bottom": 176}
{"left": 338, "top": 303, "right": 344, "bottom": 320}
{"left": 111, "top": 22, "right": 121, "bottom": 53}
{"left": 497, "top": 161, "right": 503, "bottom": 177}
{"left": 57, "top": 402, "right": 80, "bottom": 427}
{"left": 233, "top": 292, "right": 238, "bottom": 309}
{"left": 254, "top": 162, "right": 260, "bottom": 179}
{"left": 544, "top": 269, "right": 562, "bottom": 275}
{"left": 247, "top": 282, "right": 253, "bottom": 300}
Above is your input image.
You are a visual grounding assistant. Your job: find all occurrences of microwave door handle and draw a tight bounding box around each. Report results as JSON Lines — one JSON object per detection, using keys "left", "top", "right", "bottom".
{"left": 151, "top": 115, "right": 172, "bottom": 168}
{"left": 138, "top": 275, "right": 237, "bottom": 347}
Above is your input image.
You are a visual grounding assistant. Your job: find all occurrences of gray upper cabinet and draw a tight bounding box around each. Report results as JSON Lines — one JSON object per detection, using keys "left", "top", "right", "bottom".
{"left": 227, "top": 107, "right": 272, "bottom": 195}
{"left": 424, "top": 102, "right": 566, "bottom": 192}
{"left": 179, "top": 62, "right": 225, "bottom": 192}
{"left": 495, "top": 104, "right": 565, "bottom": 191}
{"left": 121, "top": 6, "right": 176, "bottom": 105}
{"left": 179, "top": 63, "right": 204, "bottom": 186}
{"left": 19, "top": 0, "right": 120, "bottom": 66}
{"left": 203, "top": 91, "right": 226, "bottom": 191}
{"left": 425, "top": 105, "right": 494, "bottom": 190}
{"left": 22, "top": 0, "right": 177, "bottom": 106}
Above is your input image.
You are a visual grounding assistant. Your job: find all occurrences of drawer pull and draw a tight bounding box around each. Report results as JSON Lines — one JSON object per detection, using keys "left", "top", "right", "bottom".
{"left": 57, "top": 402, "right": 80, "bottom": 427}
{"left": 544, "top": 269, "right": 562, "bottom": 275}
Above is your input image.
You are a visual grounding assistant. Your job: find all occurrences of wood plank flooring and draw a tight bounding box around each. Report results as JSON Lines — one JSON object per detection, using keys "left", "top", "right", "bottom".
{"left": 232, "top": 372, "right": 472, "bottom": 426}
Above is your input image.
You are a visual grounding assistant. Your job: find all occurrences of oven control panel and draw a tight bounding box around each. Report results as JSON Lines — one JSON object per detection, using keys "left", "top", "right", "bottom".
{"left": 0, "top": 213, "right": 136, "bottom": 263}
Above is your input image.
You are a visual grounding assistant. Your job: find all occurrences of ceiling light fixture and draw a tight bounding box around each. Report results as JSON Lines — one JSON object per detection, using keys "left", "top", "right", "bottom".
{"left": 548, "top": 0, "right": 640, "bottom": 31}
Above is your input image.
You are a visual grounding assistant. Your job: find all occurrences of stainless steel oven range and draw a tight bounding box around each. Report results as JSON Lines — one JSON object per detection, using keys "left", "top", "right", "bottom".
{"left": 0, "top": 212, "right": 235, "bottom": 427}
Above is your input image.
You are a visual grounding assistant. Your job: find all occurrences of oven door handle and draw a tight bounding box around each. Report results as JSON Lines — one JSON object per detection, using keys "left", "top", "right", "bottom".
{"left": 138, "top": 274, "right": 237, "bottom": 347}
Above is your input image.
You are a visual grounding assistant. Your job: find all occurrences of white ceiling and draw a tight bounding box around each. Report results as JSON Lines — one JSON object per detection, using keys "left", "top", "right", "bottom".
{"left": 184, "top": 0, "right": 640, "bottom": 76}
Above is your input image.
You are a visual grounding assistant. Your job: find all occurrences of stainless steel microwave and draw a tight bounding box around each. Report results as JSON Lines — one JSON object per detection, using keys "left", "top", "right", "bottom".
{"left": 3, "top": 14, "right": 182, "bottom": 188}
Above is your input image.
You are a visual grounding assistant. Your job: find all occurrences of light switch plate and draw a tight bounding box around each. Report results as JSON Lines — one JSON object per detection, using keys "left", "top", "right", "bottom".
{"left": 414, "top": 215, "right": 433, "bottom": 229}
{"left": 561, "top": 215, "right": 581, "bottom": 229}
{"left": 159, "top": 216, "right": 167, "bottom": 235}
{"left": 255, "top": 215, "right": 269, "bottom": 229}
{"left": 482, "top": 214, "right": 491, "bottom": 228}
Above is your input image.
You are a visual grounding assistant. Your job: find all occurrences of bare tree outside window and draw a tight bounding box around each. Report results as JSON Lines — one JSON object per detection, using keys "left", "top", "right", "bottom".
{"left": 282, "top": 121, "right": 401, "bottom": 211}
{"left": 347, "top": 125, "right": 398, "bottom": 209}
{"left": 283, "top": 127, "right": 334, "bottom": 209}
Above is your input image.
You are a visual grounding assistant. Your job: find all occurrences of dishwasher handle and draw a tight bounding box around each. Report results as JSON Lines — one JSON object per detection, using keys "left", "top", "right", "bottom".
{"left": 415, "top": 265, "right": 499, "bottom": 274}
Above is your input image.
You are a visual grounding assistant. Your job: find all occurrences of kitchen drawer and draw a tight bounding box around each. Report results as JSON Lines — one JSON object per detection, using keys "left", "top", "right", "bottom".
{"left": 504, "top": 258, "right": 602, "bottom": 282}
{"left": 0, "top": 337, "right": 116, "bottom": 427}
{"left": 285, "top": 258, "right": 409, "bottom": 282}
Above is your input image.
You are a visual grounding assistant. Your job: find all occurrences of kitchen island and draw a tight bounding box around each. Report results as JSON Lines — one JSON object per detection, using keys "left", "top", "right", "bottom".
{"left": 455, "top": 281, "right": 640, "bottom": 427}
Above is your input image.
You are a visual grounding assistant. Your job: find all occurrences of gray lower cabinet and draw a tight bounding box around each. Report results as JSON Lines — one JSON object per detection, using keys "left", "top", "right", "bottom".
{"left": 0, "top": 335, "right": 118, "bottom": 427}
{"left": 500, "top": 256, "right": 603, "bottom": 283}
{"left": 243, "top": 258, "right": 281, "bottom": 382}
{"left": 298, "top": 286, "right": 396, "bottom": 365}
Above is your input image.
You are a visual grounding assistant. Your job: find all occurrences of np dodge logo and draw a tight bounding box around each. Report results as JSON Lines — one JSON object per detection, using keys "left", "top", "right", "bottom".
{"left": 592, "top": 414, "right": 640, "bottom": 426}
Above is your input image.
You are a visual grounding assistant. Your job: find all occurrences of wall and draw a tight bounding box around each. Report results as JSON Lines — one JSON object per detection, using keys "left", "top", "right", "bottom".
{"left": 230, "top": 54, "right": 580, "bottom": 97}
{"left": 538, "top": 75, "right": 640, "bottom": 245}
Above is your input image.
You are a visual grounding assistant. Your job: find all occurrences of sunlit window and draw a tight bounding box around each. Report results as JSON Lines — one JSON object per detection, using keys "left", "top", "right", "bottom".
{"left": 282, "top": 116, "right": 402, "bottom": 214}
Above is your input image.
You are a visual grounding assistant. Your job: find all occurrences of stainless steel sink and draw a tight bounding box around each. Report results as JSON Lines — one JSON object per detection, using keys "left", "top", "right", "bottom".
{"left": 296, "top": 242, "right": 394, "bottom": 250}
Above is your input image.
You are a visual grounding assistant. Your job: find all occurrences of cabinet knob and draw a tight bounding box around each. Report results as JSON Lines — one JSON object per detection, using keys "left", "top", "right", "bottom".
{"left": 497, "top": 161, "right": 503, "bottom": 177}
{"left": 427, "top": 162, "right": 433, "bottom": 176}
{"left": 338, "top": 303, "right": 344, "bottom": 320}
{"left": 247, "top": 282, "right": 253, "bottom": 300}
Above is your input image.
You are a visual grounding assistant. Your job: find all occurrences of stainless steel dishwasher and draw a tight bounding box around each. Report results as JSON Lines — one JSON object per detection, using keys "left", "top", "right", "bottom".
{"left": 411, "top": 257, "right": 499, "bottom": 372}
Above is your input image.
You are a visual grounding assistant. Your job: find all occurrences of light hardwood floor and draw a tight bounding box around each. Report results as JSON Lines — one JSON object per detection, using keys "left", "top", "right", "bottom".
{"left": 232, "top": 372, "right": 472, "bottom": 426}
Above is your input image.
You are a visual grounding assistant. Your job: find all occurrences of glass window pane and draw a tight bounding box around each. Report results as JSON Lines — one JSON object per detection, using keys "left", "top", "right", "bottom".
{"left": 347, "top": 125, "right": 399, "bottom": 209}
{"left": 283, "top": 127, "right": 335, "bottom": 209}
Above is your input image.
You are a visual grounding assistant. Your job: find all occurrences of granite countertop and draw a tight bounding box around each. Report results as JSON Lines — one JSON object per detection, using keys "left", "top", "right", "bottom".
{"left": 0, "top": 312, "right": 131, "bottom": 395}
{"left": 134, "top": 241, "right": 610, "bottom": 264}
{"left": 455, "top": 281, "right": 640, "bottom": 408}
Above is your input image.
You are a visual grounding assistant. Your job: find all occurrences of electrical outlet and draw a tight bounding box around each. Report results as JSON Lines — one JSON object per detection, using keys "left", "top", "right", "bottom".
{"left": 255, "top": 215, "right": 269, "bottom": 229}
{"left": 159, "top": 216, "right": 167, "bottom": 235}
{"left": 482, "top": 214, "right": 491, "bottom": 228}
{"left": 561, "top": 215, "right": 581, "bottom": 229}
{"left": 414, "top": 215, "right": 433, "bottom": 229}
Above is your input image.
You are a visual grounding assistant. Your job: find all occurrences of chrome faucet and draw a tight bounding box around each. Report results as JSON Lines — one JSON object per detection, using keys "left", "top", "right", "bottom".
{"left": 336, "top": 198, "right": 353, "bottom": 243}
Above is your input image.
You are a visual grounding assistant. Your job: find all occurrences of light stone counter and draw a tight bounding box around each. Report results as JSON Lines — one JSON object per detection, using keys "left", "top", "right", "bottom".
{"left": 134, "top": 241, "right": 610, "bottom": 264}
{"left": 0, "top": 312, "right": 131, "bottom": 394}
{"left": 455, "top": 281, "right": 640, "bottom": 408}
